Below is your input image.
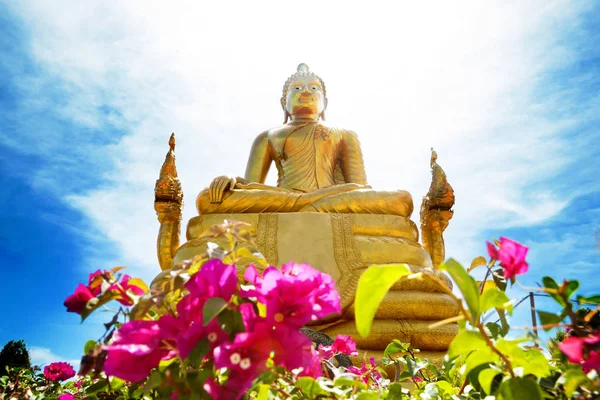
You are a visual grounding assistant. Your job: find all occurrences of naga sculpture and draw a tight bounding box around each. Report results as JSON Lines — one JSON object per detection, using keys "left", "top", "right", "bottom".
{"left": 153, "top": 64, "right": 457, "bottom": 364}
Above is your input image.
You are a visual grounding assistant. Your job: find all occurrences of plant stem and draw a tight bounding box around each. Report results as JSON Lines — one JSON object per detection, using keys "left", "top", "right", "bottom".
{"left": 477, "top": 324, "right": 515, "bottom": 378}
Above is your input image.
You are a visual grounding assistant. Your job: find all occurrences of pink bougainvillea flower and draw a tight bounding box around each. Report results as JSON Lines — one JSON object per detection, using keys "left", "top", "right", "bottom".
{"left": 243, "top": 263, "right": 340, "bottom": 327}
{"left": 348, "top": 357, "right": 382, "bottom": 385}
{"left": 58, "top": 394, "right": 75, "bottom": 400}
{"left": 172, "top": 292, "right": 230, "bottom": 360}
{"left": 43, "top": 362, "right": 76, "bottom": 382}
{"left": 185, "top": 259, "right": 238, "bottom": 301}
{"left": 110, "top": 274, "right": 146, "bottom": 306}
{"left": 64, "top": 284, "right": 95, "bottom": 315}
{"left": 331, "top": 335, "right": 358, "bottom": 356}
{"left": 103, "top": 320, "right": 177, "bottom": 382}
{"left": 203, "top": 377, "right": 241, "bottom": 400}
{"left": 559, "top": 333, "right": 600, "bottom": 371}
{"left": 318, "top": 335, "right": 358, "bottom": 360}
{"left": 176, "top": 318, "right": 228, "bottom": 360}
{"left": 213, "top": 321, "right": 319, "bottom": 396}
{"left": 583, "top": 350, "right": 600, "bottom": 372}
{"left": 317, "top": 344, "right": 335, "bottom": 360}
{"left": 486, "top": 237, "right": 529, "bottom": 279}
{"left": 297, "top": 347, "right": 323, "bottom": 378}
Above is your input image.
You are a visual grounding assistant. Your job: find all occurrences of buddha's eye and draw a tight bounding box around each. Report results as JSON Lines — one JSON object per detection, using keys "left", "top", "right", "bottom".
{"left": 295, "top": 86, "right": 301, "bottom": 90}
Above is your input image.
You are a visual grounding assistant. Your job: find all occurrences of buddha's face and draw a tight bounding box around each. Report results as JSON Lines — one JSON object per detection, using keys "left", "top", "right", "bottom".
{"left": 284, "top": 76, "right": 326, "bottom": 119}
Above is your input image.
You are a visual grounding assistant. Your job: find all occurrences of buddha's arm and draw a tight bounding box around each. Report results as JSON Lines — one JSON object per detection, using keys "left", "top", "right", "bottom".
{"left": 339, "top": 130, "right": 368, "bottom": 185}
{"left": 244, "top": 130, "right": 272, "bottom": 183}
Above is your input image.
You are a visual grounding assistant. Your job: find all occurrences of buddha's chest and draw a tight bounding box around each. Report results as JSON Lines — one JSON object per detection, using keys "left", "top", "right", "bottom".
{"left": 268, "top": 125, "right": 340, "bottom": 162}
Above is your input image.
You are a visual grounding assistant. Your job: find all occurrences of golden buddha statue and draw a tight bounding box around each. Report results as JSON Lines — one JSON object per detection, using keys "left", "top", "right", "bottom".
{"left": 153, "top": 64, "right": 458, "bottom": 366}
{"left": 195, "top": 63, "right": 412, "bottom": 218}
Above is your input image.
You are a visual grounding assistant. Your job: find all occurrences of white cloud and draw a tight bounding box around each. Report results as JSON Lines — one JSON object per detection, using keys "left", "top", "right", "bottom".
{"left": 5, "top": 0, "right": 598, "bottom": 273}
{"left": 28, "top": 346, "right": 79, "bottom": 369}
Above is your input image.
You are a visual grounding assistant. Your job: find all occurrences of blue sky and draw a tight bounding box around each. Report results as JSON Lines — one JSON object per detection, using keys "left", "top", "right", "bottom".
{"left": 0, "top": 1, "right": 598, "bottom": 366}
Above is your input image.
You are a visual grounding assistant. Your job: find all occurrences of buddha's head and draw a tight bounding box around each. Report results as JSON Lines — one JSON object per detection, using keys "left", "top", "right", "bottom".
{"left": 281, "top": 63, "right": 327, "bottom": 123}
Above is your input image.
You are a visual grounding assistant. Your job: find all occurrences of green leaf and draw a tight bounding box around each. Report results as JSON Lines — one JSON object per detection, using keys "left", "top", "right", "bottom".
{"left": 355, "top": 263, "right": 411, "bottom": 337}
{"left": 564, "top": 280, "right": 579, "bottom": 299}
{"left": 480, "top": 287, "right": 512, "bottom": 315}
{"left": 202, "top": 297, "right": 228, "bottom": 326}
{"left": 83, "top": 340, "right": 97, "bottom": 355}
{"left": 498, "top": 377, "right": 543, "bottom": 400}
{"left": 542, "top": 277, "right": 565, "bottom": 307}
{"left": 186, "top": 367, "right": 212, "bottom": 393}
{"left": 577, "top": 294, "right": 600, "bottom": 305}
{"left": 188, "top": 338, "right": 210, "bottom": 365}
{"left": 433, "top": 380, "right": 454, "bottom": 394}
{"left": 519, "top": 348, "right": 551, "bottom": 378}
{"left": 448, "top": 330, "right": 487, "bottom": 359}
{"left": 426, "top": 363, "right": 442, "bottom": 379}
{"left": 85, "top": 379, "right": 108, "bottom": 394}
{"left": 386, "top": 383, "right": 406, "bottom": 399}
{"left": 468, "top": 256, "right": 487, "bottom": 272}
{"left": 356, "top": 392, "right": 379, "bottom": 400}
{"left": 110, "top": 377, "right": 126, "bottom": 391}
{"left": 384, "top": 339, "right": 410, "bottom": 358}
{"left": 559, "top": 367, "right": 588, "bottom": 397}
{"left": 218, "top": 309, "right": 245, "bottom": 340}
{"left": 492, "top": 269, "right": 507, "bottom": 291}
{"left": 439, "top": 259, "right": 480, "bottom": 323}
{"left": 295, "top": 377, "right": 327, "bottom": 397}
{"left": 145, "top": 370, "right": 163, "bottom": 391}
{"left": 465, "top": 349, "right": 499, "bottom": 375}
{"left": 478, "top": 368, "right": 501, "bottom": 395}
{"left": 486, "top": 322, "right": 503, "bottom": 339}
{"left": 537, "top": 311, "right": 564, "bottom": 330}
{"left": 496, "top": 339, "right": 550, "bottom": 378}
{"left": 496, "top": 307, "right": 510, "bottom": 336}
{"left": 405, "top": 356, "right": 428, "bottom": 378}
{"left": 256, "top": 384, "right": 271, "bottom": 400}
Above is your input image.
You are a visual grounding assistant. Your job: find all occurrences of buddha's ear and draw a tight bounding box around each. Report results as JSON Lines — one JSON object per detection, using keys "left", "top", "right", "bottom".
{"left": 280, "top": 98, "right": 289, "bottom": 123}
{"left": 321, "top": 98, "right": 328, "bottom": 121}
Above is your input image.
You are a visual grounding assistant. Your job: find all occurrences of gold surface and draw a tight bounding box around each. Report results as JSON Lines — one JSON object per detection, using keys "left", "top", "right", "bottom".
{"left": 354, "top": 235, "right": 433, "bottom": 267}
{"left": 344, "top": 291, "right": 459, "bottom": 321}
{"left": 321, "top": 320, "right": 458, "bottom": 351}
{"left": 277, "top": 213, "right": 339, "bottom": 281}
{"left": 154, "top": 134, "right": 183, "bottom": 271}
{"left": 351, "top": 214, "right": 419, "bottom": 241}
{"left": 419, "top": 149, "right": 455, "bottom": 268}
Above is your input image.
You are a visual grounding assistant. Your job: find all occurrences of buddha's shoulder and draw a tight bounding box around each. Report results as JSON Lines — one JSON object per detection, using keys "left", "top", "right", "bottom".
{"left": 257, "top": 123, "right": 359, "bottom": 141}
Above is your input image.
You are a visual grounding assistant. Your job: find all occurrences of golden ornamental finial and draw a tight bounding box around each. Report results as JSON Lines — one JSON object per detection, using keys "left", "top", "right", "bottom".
{"left": 430, "top": 147, "right": 438, "bottom": 168}
{"left": 169, "top": 133, "right": 175, "bottom": 153}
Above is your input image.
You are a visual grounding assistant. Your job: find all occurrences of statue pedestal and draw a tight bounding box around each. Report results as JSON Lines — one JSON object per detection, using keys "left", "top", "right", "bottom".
{"left": 173, "top": 212, "right": 458, "bottom": 360}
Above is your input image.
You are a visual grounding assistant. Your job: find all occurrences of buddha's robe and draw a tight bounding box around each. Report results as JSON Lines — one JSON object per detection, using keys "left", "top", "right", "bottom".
{"left": 196, "top": 123, "right": 413, "bottom": 217}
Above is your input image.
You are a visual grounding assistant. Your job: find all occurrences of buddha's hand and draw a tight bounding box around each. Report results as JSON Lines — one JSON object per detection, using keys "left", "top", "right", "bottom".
{"left": 209, "top": 175, "right": 237, "bottom": 204}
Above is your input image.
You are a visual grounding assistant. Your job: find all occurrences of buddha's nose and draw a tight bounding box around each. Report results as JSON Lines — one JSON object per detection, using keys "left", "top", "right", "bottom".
{"left": 301, "top": 85, "right": 311, "bottom": 94}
